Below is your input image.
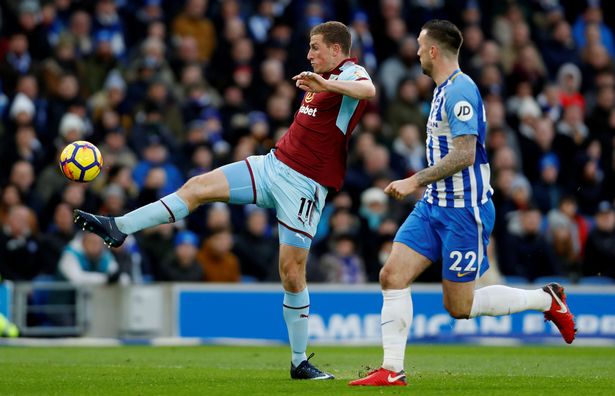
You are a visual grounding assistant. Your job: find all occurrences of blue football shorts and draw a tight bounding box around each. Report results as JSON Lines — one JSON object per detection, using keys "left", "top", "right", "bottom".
{"left": 394, "top": 199, "right": 495, "bottom": 282}
{"left": 220, "top": 150, "right": 328, "bottom": 249}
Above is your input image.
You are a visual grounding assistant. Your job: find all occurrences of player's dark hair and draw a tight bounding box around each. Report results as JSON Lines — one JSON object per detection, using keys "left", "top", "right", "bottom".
{"left": 421, "top": 19, "right": 463, "bottom": 55}
{"left": 310, "top": 21, "right": 351, "bottom": 55}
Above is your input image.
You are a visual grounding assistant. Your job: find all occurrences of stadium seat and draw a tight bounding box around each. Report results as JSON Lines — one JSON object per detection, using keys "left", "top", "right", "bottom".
{"left": 578, "top": 276, "right": 615, "bottom": 285}
{"left": 532, "top": 276, "right": 572, "bottom": 286}
{"left": 502, "top": 275, "right": 530, "bottom": 285}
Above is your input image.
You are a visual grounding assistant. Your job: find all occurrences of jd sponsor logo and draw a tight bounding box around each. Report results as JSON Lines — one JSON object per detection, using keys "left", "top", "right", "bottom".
{"left": 453, "top": 100, "right": 473, "bottom": 121}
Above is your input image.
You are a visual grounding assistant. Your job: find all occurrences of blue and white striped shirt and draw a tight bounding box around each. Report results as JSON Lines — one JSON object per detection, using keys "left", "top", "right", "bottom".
{"left": 423, "top": 69, "right": 493, "bottom": 208}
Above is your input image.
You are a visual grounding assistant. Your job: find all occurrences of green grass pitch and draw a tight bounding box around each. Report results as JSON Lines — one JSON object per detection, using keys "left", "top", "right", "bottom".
{"left": 0, "top": 345, "right": 614, "bottom": 395}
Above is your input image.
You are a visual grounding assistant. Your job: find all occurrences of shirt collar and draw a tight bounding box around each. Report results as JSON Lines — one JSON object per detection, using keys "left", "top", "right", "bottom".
{"left": 322, "top": 57, "right": 357, "bottom": 78}
{"left": 437, "top": 68, "right": 462, "bottom": 89}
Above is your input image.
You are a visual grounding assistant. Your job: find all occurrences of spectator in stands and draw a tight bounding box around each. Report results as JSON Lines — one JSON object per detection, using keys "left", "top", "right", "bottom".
{"left": 587, "top": 85, "right": 615, "bottom": 137}
{"left": 537, "top": 83, "right": 563, "bottom": 122}
{"left": 8, "top": 160, "right": 43, "bottom": 215}
{"left": 98, "top": 125, "right": 138, "bottom": 170}
{"left": 501, "top": 22, "right": 545, "bottom": 77}
{"left": 377, "top": 36, "right": 421, "bottom": 103}
{"left": 0, "top": 184, "right": 23, "bottom": 226}
{"left": 158, "top": 230, "right": 203, "bottom": 282}
{"left": 92, "top": 0, "right": 126, "bottom": 59}
{"left": 14, "top": 74, "right": 48, "bottom": 138}
{"left": 556, "top": 104, "right": 588, "bottom": 146}
{"left": 136, "top": 223, "right": 175, "bottom": 279}
{"left": 99, "top": 184, "right": 126, "bottom": 217}
{"left": 318, "top": 233, "right": 367, "bottom": 284}
{"left": 130, "top": 101, "right": 178, "bottom": 153}
{"left": 459, "top": 24, "right": 484, "bottom": 77}
{"left": 576, "top": 151, "right": 604, "bottom": 215}
{"left": 547, "top": 195, "right": 590, "bottom": 261}
{"left": 557, "top": 63, "right": 585, "bottom": 111}
{"left": 233, "top": 205, "right": 277, "bottom": 281}
{"left": 541, "top": 20, "right": 580, "bottom": 77}
{"left": 40, "top": 36, "right": 84, "bottom": 99}
{"left": 39, "top": 202, "right": 76, "bottom": 276}
{"left": 547, "top": 215, "right": 581, "bottom": 279}
{"left": 134, "top": 79, "right": 184, "bottom": 141}
{"left": 66, "top": 10, "right": 93, "bottom": 57}
{"left": 386, "top": 78, "right": 426, "bottom": 137}
{"left": 58, "top": 232, "right": 128, "bottom": 285}
{"left": 196, "top": 227, "right": 240, "bottom": 282}
{"left": 7, "top": 93, "right": 35, "bottom": 133}
{"left": 349, "top": 10, "right": 377, "bottom": 74}
{"left": 169, "top": 36, "right": 201, "bottom": 85}
{"left": 572, "top": 4, "right": 615, "bottom": 58}
{"left": 501, "top": 205, "right": 562, "bottom": 281}
{"left": 132, "top": 134, "right": 184, "bottom": 198}
{"left": 0, "top": 124, "right": 45, "bottom": 178}
{"left": 509, "top": 44, "right": 547, "bottom": 93}
{"left": 0, "top": 33, "right": 34, "bottom": 95}
{"left": 532, "top": 154, "right": 563, "bottom": 214}
{"left": 583, "top": 201, "right": 615, "bottom": 279}
{"left": 16, "top": 1, "right": 52, "bottom": 60}
{"left": 392, "top": 124, "right": 426, "bottom": 177}
{"left": 89, "top": 72, "right": 130, "bottom": 132}
{"left": 172, "top": 0, "right": 216, "bottom": 63}
{"left": 79, "top": 31, "right": 118, "bottom": 97}
{"left": 0, "top": 205, "right": 41, "bottom": 281}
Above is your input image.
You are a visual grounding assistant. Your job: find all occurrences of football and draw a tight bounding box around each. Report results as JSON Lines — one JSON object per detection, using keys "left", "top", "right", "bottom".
{"left": 59, "top": 140, "right": 103, "bottom": 182}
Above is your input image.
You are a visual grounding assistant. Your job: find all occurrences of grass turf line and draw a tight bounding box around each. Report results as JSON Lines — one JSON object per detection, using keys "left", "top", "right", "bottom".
{"left": 0, "top": 345, "right": 614, "bottom": 395}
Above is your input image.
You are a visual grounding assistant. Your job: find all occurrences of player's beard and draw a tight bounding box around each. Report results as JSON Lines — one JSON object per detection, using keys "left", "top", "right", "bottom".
{"left": 421, "top": 59, "right": 433, "bottom": 78}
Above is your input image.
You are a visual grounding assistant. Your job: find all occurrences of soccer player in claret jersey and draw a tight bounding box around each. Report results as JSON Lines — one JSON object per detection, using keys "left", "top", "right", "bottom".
{"left": 349, "top": 19, "right": 576, "bottom": 387}
{"left": 74, "top": 21, "right": 375, "bottom": 380}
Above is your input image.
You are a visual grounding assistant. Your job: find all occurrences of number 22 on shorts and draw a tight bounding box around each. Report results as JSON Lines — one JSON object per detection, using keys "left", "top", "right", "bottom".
{"left": 449, "top": 250, "right": 477, "bottom": 278}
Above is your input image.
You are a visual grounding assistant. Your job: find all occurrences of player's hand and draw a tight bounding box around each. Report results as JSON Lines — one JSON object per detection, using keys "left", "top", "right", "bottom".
{"left": 384, "top": 177, "right": 419, "bottom": 200}
{"left": 292, "top": 71, "right": 328, "bottom": 93}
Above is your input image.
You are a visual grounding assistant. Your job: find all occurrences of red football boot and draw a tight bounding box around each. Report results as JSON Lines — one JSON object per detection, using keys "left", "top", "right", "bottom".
{"left": 348, "top": 368, "right": 406, "bottom": 386}
{"left": 543, "top": 283, "right": 577, "bottom": 344}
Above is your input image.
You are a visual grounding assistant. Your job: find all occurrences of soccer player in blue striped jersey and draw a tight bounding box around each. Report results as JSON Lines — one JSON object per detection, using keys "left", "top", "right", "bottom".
{"left": 350, "top": 19, "right": 576, "bottom": 387}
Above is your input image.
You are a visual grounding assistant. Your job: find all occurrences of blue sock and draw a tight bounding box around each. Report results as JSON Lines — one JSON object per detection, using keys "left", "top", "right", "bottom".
{"left": 115, "top": 192, "right": 189, "bottom": 234}
{"left": 283, "top": 288, "right": 310, "bottom": 367}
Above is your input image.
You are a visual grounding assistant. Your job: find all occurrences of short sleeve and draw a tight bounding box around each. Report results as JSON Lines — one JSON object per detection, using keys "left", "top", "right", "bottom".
{"left": 339, "top": 64, "right": 371, "bottom": 82}
{"left": 444, "top": 83, "right": 479, "bottom": 138}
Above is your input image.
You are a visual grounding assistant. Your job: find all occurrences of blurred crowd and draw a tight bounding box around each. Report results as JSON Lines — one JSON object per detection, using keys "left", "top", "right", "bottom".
{"left": 1, "top": 0, "right": 615, "bottom": 287}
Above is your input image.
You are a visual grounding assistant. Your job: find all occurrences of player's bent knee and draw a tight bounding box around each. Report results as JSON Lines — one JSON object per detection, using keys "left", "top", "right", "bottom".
{"left": 379, "top": 265, "right": 405, "bottom": 289}
{"left": 444, "top": 302, "right": 471, "bottom": 319}
{"left": 448, "top": 310, "right": 470, "bottom": 320}
{"left": 179, "top": 171, "right": 228, "bottom": 206}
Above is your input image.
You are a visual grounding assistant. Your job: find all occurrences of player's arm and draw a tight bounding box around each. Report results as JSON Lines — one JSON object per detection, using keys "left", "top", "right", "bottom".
{"left": 293, "top": 71, "right": 376, "bottom": 100}
{"left": 385, "top": 134, "right": 476, "bottom": 200}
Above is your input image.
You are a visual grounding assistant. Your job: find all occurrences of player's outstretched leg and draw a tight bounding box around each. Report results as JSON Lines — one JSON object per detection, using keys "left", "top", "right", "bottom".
{"left": 468, "top": 283, "right": 576, "bottom": 344}
{"left": 74, "top": 169, "right": 230, "bottom": 247}
{"left": 74, "top": 209, "right": 127, "bottom": 247}
{"left": 542, "top": 283, "right": 577, "bottom": 344}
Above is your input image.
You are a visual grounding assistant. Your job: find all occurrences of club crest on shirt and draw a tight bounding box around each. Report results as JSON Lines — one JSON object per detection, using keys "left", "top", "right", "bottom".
{"left": 304, "top": 92, "right": 315, "bottom": 103}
